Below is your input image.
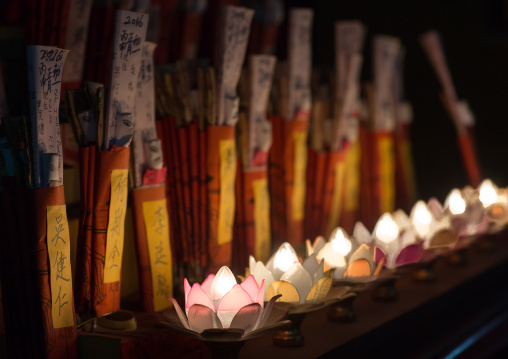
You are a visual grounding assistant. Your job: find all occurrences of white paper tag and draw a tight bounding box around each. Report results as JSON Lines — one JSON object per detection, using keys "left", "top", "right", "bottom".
{"left": 62, "top": 0, "right": 93, "bottom": 83}
{"left": 27, "top": 46, "right": 69, "bottom": 187}
{"left": 216, "top": 6, "right": 254, "bottom": 126}
{"left": 248, "top": 55, "right": 276, "bottom": 165}
{"left": 105, "top": 10, "right": 148, "bottom": 150}
{"left": 456, "top": 100, "right": 475, "bottom": 127}
{"left": 287, "top": 8, "right": 313, "bottom": 120}
{"left": 133, "top": 42, "right": 157, "bottom": 187}
{"left": 373, "top": 35, "right": 400, "bottom": 131}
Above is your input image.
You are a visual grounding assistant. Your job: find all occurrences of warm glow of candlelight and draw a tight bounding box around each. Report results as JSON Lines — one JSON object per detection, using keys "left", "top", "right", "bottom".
{"left": 446, "top": 189, "right": 466, "bottom": 215}
{"left": 273, "top": 242, "right": 299, "bottom": 272}
{"left": 210, "top": 266, "right": 237, "bottom": 305}
{"left": 411, "top": 200, "right": 432, "bottom": 238}
{"left": 330, "top": 228, "right": 352, "bottom": 256}
{"left": 479, "top": 179, "right": 498, "bottom": 208}
{"left": 375, "top": 213, "right": 400, "bottom": 244}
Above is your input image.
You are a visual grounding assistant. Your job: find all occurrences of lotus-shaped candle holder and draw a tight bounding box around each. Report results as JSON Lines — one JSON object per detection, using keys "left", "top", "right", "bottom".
{"left": 159, "top": 266, "right": 291, "bottom": 358}
{"left": 479, "top": 179, "right": 508, "bottom": 235}
{"left": 248, "top": 242, "right": 352, "bottom": 346}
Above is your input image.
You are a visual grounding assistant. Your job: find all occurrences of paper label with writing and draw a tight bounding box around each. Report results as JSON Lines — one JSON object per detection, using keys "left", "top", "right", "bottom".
{"left": 327, "top": 159, "right": 346, "bottom": 235}
{"left": 104, "top": 169, "right": 129, "bottom": 283}
{"left": 378, "top": 136, "right": 395, "bottom": 214}
{"left": 47, "top": 205, "right": 74, "bottom": 328}
{"left": 105, "top": 10, "right": 148, "bottom": 149}
{"left": 216, "top": 6, "right": 254, "bottom": 126}
{"left": 344, "top": 142, "right": 361, "bottom": 211}
{"left": 249, "top": 55, "right": 276, "bottom": 166}
{"left": 27, "top": 46, "right": 69, "bottom": 187}
{"left": 133, "top": 42, "right": 157, "bottom": 187}
{"left": 218, "top": 140, "right": 236, "bottom": 245}
{"left": 142, "top": 198, "right": 173, "bottom": 311}
{"left": 292, "top": 130, "right": 308, "bottom": 221}
{"left": 63, "top": 0, "right": 93, "bottom": 83}
{"left": 287, "top": 8, "right": 313, "bottom": 120}
{"left": 252, "top": 178, "right": 271, "bottom": 262}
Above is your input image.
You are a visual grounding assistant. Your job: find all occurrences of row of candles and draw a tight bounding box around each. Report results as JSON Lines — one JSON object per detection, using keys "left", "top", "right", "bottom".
{"left": 160, "top": 178, "right": 507, "bottom": 354}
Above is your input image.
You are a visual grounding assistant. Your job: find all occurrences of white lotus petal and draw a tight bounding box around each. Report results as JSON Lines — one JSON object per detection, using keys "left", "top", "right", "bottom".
{"left": 280, "top": 263, "right": 313, "bottom": 304}
{"left": 252, "top": 261, "right": 275, "bottom": 298}
{"left": 302, "top": 253, "right": 319, "bottom": 278}
{"left": 353, "top": 221, "right": 372, "bottom": 245}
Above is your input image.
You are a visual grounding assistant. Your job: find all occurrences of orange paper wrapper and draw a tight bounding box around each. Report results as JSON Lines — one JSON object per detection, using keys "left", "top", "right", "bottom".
{"left": 322, "top": 150, "right": 346, "bottom": 236}
{"left": 359, "top": 124, "right": 374, "bottom": 230}
{"left": 268, "top": 115, "right": 284, "bottom": 245}
{"left": 206, "top": 125, "right": 236, "bottom": 272}
{"left": 458, "top": 130, "right": 481, "bottom": 188}
{"left": 91, "top": 146, "right": 130, "bottom": 317}
{"left": 35, "top": 186, "right": 78, "bottom": 358}
{"left": 372, "top": 131, "right": 395, "bottom": 220}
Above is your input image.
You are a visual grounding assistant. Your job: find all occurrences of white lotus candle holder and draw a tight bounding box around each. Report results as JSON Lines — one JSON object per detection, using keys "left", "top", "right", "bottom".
{"left": 444, "top": 187, "right": 489, "bottom": 238}
{"left": 479, "top": 179, "right": 508, "bottom": 232}
{"left": 162, "top": 266, "right": 290, "bottom": 342}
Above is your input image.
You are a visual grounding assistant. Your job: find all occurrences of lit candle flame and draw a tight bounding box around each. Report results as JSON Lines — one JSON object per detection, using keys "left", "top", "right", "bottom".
{"left": 375, "top": 213, "right": 400, "bottom": 244}
{"left": 479, "top": 179, "right": 498, "bottom": 208}
{"left": 411, "top": 200, "right": 432, "bottom": 238}
{"left": 273, "top": 242, "right": 299, "bottom": 272}
{"left": 210, "top": 266, "right": 237, "bottom": 306}
{"left": 446, "top": 189, "right": 466, "bottom": 215}
{"left": 330, "top": 228, "right": 352, "bottom": 256}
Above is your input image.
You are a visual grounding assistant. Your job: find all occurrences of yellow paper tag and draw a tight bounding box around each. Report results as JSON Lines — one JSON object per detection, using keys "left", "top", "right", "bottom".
{"left": 344, "top": 142, "right": 361, "bottom": 211}
{"left": 218, "top": 139, "right": 236, "bottom": 245}
{"left": 143, "top": 198, "right": 173, "bottom": 311}
{"left": 292, "top": 130, "right": 308, "bottom": 220}
{"left": 399, "top": 138, "right": 416, "bottom": 204}
{"left": 104, "top": 169, "right": 129, "bottom": 283}
{"left": 252, "top": 178, "right": 271, "bottom": 262}
{"left": 378, "top": 136, "right": 395, "bottom": 213}
{"left": 47, "top": 205, "right": 74, "bottom": 329}
{"left": 327, "top": 159, "right": 346, "bottom": 235}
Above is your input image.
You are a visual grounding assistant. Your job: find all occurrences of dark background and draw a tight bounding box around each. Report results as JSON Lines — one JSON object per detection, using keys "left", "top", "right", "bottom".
{"left": 284, "top": 0, "right": 508, "bottom": 203}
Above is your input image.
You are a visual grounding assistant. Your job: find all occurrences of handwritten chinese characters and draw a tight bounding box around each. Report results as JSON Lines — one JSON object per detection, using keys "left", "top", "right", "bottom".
{"left": 47, "top": 205, "right": 74, "bottom": 328}
{"left": 104, "top": 169, "right": 129, "bottom": 283}
{"left": 142, "top": 198, "right": 172, "bottom": 311}
{"left": 27, "top": 46, "right": 69, "bottom": 187}
{"left": 218, "top": 139, "right": 237, "bottom": 244}
{"left": 105, "top": 10, "right": 148, "bottom": 150}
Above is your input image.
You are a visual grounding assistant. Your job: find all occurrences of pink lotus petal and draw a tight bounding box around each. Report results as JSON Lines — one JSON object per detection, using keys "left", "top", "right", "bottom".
{"left": 255, "top": 280, "right": 265, "bottom": 308}
{"left": 217, "top": 284, "right": 252, "bottom": 312}
{"left": 374, "top": 246, "right": 386, "bottom": 264}
{"left": 395, "top": 243, "right": 424, "bottom": 266}
{"left": 184, "top": 279, "right": 191, "bottom": 302}
{"left": 186, "top": 283, "right": 215, "bottom": 311}
{"left": 201, "top": 274, "right": 215, "bottom": 297}
{"left": 240, "top": 275, "right": 259, "bottom": 301}
{"left": 187, "top": 304, "right": 223, "bottom": 332}
{"left": 229, "top": 303, "right": 262, "bottom": 333}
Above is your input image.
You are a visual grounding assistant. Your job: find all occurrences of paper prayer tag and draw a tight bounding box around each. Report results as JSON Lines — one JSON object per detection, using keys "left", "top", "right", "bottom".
{"left": 216, "top": 6, "right": 254, "bottom": 126}
{"left": 373, "top": 36, "right": 400, "bottom": 131}
{"left": 218, "top": 139, "right": 236, "bottom": 245}
{"left": 142, "top": 198, "right": 173, "bottom": 311}
{"left": 133, "top": 42, "right": 158, "bottom": 187}
{"left": 287, "top": 8, "right": 313, "bottom": 120}
{"left": 378, "top": 135, "right": 395, "bottom": 214}
{"left": 47, "top": 205, "right": 74, "bottom": 328}
{"left": 63, "top": 0, "right": 93, "bottom": 83}
{"left": 27, "top": 46, "right": 69, "bottom": 187}
{"left": 292, "top": 130, "right": 308, "bottom": 221}
{"left": 344, "top": 141, "right": 361, "bottom": 211}
{"left": 327, "top": 159, "right": 346, "bottom": 235}
{"left": 104, "top": 169, "right": 129, "bottom": 283}
{"left": 105, "top": 10, "right": 148, "bottom": 150}
{"left": 253, "top": 178, "right": 271, "bottom": 262}
{"left": 248, "top": 55, "right": 276, "bottom": 167}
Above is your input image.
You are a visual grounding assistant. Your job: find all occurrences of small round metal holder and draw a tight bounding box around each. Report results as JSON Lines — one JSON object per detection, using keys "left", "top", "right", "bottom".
{"left": 371, "top": 276, "right": 398, "bottom": 302}
{"left": 327, "top": 294, "right": 356, "bottom": 323}
{"left": 412, "top": 256, "right": 439, "bottom": 283}
{"left": 272, "top": 312, "right": 306, "bottom": 347}
{"left": 446, "top": 247, "right": 468, "bottom": 267}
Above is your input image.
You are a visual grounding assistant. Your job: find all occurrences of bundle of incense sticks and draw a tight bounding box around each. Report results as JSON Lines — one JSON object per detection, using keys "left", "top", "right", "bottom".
{"left": 420, "top": 30, "right": 481, "bottom": 188}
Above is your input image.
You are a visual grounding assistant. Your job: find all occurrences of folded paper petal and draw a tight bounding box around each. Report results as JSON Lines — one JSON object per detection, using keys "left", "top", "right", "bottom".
{"left": 345, "top": 259, "right": 371, "bottom": 278}
{"left": 184, "top": 279, "right": 191, "bottom": 302}
{"left": 187, "top": 304, "right": 223, "bottom": 332}
{"left": 229, "top": 303, "right": 262, "bottom": 333}
{"left": 255, "top": 294, "right": 283, "bottom": 329}
{"left": 266, "top": 281, "right": 299, "bottom": 303}
{"left": 302, "top": 254, "right": 319, "bottom": 279}
{"left": 217, "top": 284, "right": 252, "bottom": 312}
{"left": 305, "top": 276, "right": 333, "bottom": 302}
{"left": 353, "top": 222, "right": 373, "bottom": 245}
{"left": 240, "top": 275, "right": 260, "bottom": 301}
{"left": 249, "top": 256, "right": 256, "bottom": 274}
{"left": 280, "top": 263, "right": 313, "bottom": 303}
{"left": 374, "top": 246, "right": 386, "bottom": 265}
{"left": 314, "top": 259, "right": 325, "bottom": 283}
{"left": 395, "top": 243, "right": 424, "bottom": 267}
{"left": 427, "top": 229, "right": 457, "bottom": 248}
{"left": 251, "top": 261, "right": 275, "bottom": 296}
{"left": 317, "top": 242, "right": 347, "bottom": 269}
{"left": 168, "top": 298, "right": 190, "bottom": 330}
{"left": 201, "top": 274, "right": 215, "bottom": 297}
{"left": 186, "top": 283, "right": 215, "bottom": 311}
{"left": 255, "top": 280, "right": 265, "bottom": 307}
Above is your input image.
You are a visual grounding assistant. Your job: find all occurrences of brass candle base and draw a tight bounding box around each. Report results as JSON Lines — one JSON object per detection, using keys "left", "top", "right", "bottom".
{"left": 328, "top": 295, "right": 356, "bottom": 323}
{"left": 447, "top": 248, "right": 468, "bottom": 267}
{"left": 413, "top": 258, "right": 437, "bottom": 283}
{"left": 205, "top": 340, "right": 245, "bottom": 359}
{"left": 372, "top": 277, "right": 398, "bottom": 302}
{"left": 273, "top": 312, "right": 306, "bottom": 347}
